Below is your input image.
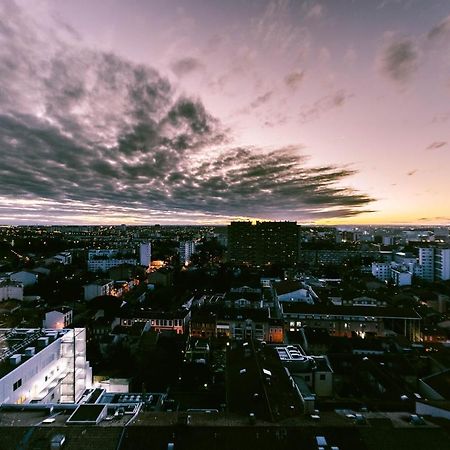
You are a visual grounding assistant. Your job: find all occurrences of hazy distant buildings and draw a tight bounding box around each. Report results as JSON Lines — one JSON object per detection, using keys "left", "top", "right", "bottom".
{"left": 228, "top": 221, "right": 299, "bottom": 266}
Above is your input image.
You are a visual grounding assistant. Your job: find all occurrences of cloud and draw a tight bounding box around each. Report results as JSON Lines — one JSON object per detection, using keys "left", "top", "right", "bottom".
{"left": 170, "top": 57, "right": 204, "bottom": 77}
{"left": 249, "top": 91, "right": 273, "bottom": 109}
{"left": 428, "top": 15, "right": 450, "bottom": 41}
{"left": 407, "top": 170, "right": 417, "bottom": 176}
{"left": 305, "top": 3, "right": 324, "bottom": 20}
{"left": 284, "top": 70, "right": 305, "bottom": 90}
{"left": 299, "top": 90, "right": 353, "bottom": 123}
{"left": 426, "top": 141, "right": 447, "bottom": 150}
{"left": 0, "top": 1, "right": 373, "bottom": 224}
{"left": 379, "top": 36, "right": 419, "bottom": 84}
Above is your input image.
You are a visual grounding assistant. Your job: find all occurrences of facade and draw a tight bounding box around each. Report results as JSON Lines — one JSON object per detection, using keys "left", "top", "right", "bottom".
{"left": 391, "top": 267, "right": 413, "bottom": 286}
{"left": 179, "top": 240, "right": 196, "bottom": 265}
{"left": 416, "top": 247, "right": 450, "bottom": 282}
{"left": 435, "top": 248, "right": 450, "bottom": 281}
{"left": 419, "top": 247, "right": 435, "bottom": 282}
{"left": 228, "top": 221, "right": 299, "bottom": 266}
{"left": 83, "top": 280, "right": 114, "bottom": 301}
{"left": 190, "top": 308, "right": 284, "bottom": 342}
{"left": 0, "top": 328, "right": 91, "bottom": 404}
{"left": 139, "top": 243, "right": 152, "bottom": 267}
{"left": 371, "top": 262, "right": 391, "bottom": 282}
{"left": 120, "top": 310, "right": 190, "bottom": 334}
{"left": 43, "top": 307, "right": 73, "bottom": 329}
{"left": 0, "top": 281, "right": 23, "bottom": 301}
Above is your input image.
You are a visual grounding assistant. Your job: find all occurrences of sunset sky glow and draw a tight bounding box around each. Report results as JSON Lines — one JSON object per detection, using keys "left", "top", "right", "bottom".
{"left": 1, "top": 0, "right": 450, "bottom": 225}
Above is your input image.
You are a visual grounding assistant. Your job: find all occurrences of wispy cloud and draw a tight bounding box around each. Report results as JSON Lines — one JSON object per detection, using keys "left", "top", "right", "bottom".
{"left": 299, "top": 90, "right": 353, "bottom": 123}
{"left": 426, "top": 141, "right": 447, "bottom": 150}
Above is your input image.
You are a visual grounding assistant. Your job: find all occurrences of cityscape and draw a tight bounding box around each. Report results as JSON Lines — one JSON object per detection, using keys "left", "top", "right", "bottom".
{"left": 1, "top": 1, "right": 450, "bottom": 450}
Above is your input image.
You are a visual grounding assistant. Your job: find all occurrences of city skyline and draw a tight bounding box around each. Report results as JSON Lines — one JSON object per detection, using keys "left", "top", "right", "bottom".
{"left": 1, "top": 0, "right": 450, "bottom": 225}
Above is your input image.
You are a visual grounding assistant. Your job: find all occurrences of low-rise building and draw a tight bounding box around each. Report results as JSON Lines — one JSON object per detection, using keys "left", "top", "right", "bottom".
{"left": 42, "top": 307, "right": 73, "bottom": 329}
{"left": 120, "top": 309, "right": 190, "bottom": 334}
{"left": 10, "top": 271, "right": 38, "bottom": 287}
{"left": 282, "top": 303, "right": 421, "bottom": 341}
{"left": 0, "top": 281, "right": 23, "bottom": 301}
{"left": 83, "top": 280, "right": 114, "bottom": 301}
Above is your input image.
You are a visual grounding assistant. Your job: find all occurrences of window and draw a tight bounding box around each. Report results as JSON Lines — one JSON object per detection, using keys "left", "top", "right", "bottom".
{"left": 13, "top": 379, "right": 22, "bottom": 391}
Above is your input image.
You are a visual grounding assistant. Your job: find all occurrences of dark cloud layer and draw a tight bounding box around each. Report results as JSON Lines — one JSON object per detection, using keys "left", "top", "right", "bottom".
{"left": 428, "top": 15, "right": 450, "bottom": 41}
{"left": 170, "top": 57, "right": 204, "bottom": 77}
{"left": 379, "top": 36, "right": 418, "bottom": 84}
{"left": 0, "top": 1, "right": 373, "bottom": 223}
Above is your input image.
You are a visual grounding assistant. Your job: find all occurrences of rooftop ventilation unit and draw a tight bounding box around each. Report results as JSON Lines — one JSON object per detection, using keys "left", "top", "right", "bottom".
{"left": 25, "top": 347, "right": 35, "bottom": 356}
{"left": 37, "top": 337, "right": 49, "bottom": 348}
{"left": 9, "top": 354, "right": 21, "bottom": 366}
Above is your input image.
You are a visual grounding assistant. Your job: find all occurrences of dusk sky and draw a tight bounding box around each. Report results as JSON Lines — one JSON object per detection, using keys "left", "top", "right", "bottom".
{"left": 1, "top": 0, "right": 450, "bottom": 225}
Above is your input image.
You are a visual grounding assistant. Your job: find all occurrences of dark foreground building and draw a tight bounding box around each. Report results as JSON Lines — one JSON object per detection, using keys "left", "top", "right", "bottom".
{"left": 228, "top": 221, "right": 299, "bottom": 266}
{"left": 2, "top": 404, "right": 450, "bottom": 450}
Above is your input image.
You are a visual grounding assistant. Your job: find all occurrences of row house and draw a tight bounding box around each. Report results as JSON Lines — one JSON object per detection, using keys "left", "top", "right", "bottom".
{"left": 282, "top": 303, "right": 421, "bottom": 341}
{"left": 190, "top": 308, "right": 284, "bottom": 343}
{"left": 119, "top": 309, "right": 191, "bottom": 335}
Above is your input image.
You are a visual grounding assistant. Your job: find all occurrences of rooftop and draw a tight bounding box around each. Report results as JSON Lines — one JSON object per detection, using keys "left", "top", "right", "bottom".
{"left": 282, "top": 303, "right": 421, "bottom": 319}
{"left": 0, "top": 328, "right": 71, "bottom": 378}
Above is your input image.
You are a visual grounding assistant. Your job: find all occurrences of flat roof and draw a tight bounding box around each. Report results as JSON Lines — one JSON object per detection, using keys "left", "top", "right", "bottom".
{"left": 282, "top": 303, "right": 421, "bottom": 320}
{"left": 0, "top": 328, "right": 71, "bottom": 378}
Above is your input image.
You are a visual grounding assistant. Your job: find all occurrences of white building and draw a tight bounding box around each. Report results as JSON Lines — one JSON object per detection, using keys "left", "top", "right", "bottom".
{"left": 391, "top": 267, "right": 413, "bottom": 286}
{"left": 435, "top": 248, "right": 450, "bottom": 281}
{"left": 54, "top": 252, "right": 72, "bottom": 265}
{"left": 0, "top": 328, "right": 92, "bottom": 404}
{"left": 372, "top": 262, "right": 391, "bottom": 282}
{"left": 419, "top": 247, "right": 435, "bottom": 282}
{"left": 274, "top": 281, "right": 315, "bottom": 304}
{"left": 87, "top": 249, "right": 137, "bottom": 272}
{"left": 83, "top": 280, "right": 114, "bottom": 301}
{"left": 43, "top": 307, "right": 73, "bottom": 329}
{"left": 139, "top": 243, "right": 152, "bottom": 267}
{"left": 10, "top": 271, "right": 38, "bottom": 287}
{"left": 179, "top": 241, "right": 196, "bottom": 265}
{"left": 0, "top": 281, "right": 23, "bottom": 301}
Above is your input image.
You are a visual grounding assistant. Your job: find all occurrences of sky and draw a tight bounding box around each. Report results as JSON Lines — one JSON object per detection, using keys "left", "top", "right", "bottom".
{"left": 0, "top": 0, "right": 449, "bottom": 226}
